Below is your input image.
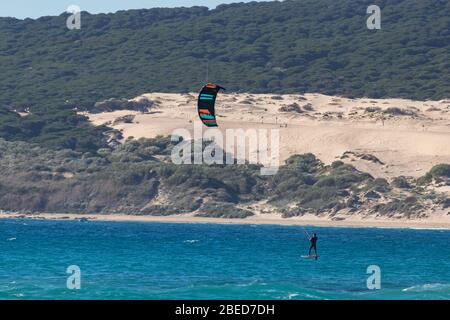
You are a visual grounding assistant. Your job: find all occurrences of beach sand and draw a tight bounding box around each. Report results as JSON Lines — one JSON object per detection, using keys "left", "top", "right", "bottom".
{"left": 1, "top": 212, "right": 450, "bottom": 230}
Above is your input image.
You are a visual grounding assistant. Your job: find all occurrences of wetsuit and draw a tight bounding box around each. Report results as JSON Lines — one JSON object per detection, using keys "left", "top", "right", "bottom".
{"left": 308, "top": 235, "right": 318, "bottom": 256}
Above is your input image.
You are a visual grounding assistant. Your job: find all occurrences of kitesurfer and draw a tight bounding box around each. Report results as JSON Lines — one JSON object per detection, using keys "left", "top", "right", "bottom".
{"left": 308, "top": 233, "right": 318, "bottom": 258}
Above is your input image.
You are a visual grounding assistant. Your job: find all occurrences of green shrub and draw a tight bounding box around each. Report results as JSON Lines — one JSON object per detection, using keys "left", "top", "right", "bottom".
{"left": 196, "top": 202, "right": 254, "bottom": 218}
{"left": 418, "top": 164, "right": 450, "bottom": 185}
{"left": 392, "top": 176, "right": 412, "bottom": 189}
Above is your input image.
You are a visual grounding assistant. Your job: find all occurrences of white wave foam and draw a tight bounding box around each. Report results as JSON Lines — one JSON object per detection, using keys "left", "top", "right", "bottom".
{"left": 287, "top": 293, "right": 300, "bottom": 299}
{"left": 402, "top": 283, "right": 450, "bottom": 292}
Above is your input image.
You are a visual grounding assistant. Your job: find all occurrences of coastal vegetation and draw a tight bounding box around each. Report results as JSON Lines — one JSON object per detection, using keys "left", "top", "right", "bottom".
{"left": 0, "top": 1, "right": 448, "bottom": 219}
{"left": 0, "top": 137, "right": 447, "bottom": 218}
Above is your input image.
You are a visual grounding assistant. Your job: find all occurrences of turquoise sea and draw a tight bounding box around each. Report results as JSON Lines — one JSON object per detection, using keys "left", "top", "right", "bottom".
{"left": 0, "top": 218, "right": 449, "bottom": 300}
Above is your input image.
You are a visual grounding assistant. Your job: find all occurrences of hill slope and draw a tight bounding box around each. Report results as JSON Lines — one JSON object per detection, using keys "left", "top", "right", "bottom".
{"left": 1, "top": 0, "right": 449, "bottom": 114}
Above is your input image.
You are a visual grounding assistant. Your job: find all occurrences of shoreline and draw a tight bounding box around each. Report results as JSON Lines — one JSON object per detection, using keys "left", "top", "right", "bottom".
{"left": 1, "top": 213, "right": 450, "bottom": 230}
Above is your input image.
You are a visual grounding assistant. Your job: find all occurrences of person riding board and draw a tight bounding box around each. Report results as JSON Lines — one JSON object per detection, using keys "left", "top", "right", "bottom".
{"left": 308, "top": 233, "right": 318, "bottom": 258}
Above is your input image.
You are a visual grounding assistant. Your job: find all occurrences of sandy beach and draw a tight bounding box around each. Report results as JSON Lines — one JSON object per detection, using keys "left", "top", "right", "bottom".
{"left": 1, "top": 212, "right": 450, "bottom": 230}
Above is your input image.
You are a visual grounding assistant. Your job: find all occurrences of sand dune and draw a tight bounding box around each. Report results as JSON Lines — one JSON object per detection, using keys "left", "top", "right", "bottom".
{"left": 87, "top": 92, "right": 450, "bottom": 182}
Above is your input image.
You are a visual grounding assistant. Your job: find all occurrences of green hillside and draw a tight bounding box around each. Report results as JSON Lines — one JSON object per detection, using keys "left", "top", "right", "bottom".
{"left": 0, "top": 0, "right": 449, "bottom": 150}
{"left": 0, "top": 137, "right": 446, "bottom": 217}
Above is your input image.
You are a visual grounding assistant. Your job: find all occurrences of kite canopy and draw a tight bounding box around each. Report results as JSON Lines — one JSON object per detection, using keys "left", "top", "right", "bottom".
{"left": 197, "top": 83, "right": 225, "bottom": 127}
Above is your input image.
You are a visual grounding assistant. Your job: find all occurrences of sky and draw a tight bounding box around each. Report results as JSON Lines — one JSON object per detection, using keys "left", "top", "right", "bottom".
{"left": 0, "top": 0, "right": 271, "bottom": 19}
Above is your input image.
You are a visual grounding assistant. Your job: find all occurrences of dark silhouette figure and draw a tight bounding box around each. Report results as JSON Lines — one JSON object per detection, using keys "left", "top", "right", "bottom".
{"left": 308, "top": 233, "right": 318, "bottom": 258}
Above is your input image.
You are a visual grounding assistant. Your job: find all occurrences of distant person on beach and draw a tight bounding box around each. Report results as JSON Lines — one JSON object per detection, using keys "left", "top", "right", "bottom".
{"left": 308, "top": 233, "right": 318, "bottom": 257}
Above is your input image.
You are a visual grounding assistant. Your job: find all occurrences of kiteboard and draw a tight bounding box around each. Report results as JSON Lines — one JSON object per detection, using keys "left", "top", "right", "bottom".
{"left": 301, "top": 255, "right": 319, "bottom": 259}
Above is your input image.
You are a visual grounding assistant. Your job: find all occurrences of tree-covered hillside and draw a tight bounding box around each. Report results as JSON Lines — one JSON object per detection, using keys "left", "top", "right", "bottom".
{"left": 1, "top": 0, "right": 449, "bottom": 110}
{"left": 0, "top": 0, "right": 449, "bottom": 151}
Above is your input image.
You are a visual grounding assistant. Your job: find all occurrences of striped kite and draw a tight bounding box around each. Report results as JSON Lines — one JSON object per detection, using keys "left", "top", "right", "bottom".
{"left": 197, "top": 83, "right": 225, "bottom": 127}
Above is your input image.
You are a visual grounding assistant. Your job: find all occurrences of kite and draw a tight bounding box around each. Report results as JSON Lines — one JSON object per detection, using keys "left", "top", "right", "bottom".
{"left": 197, "top": 83, "right": 225, "bottom": 127}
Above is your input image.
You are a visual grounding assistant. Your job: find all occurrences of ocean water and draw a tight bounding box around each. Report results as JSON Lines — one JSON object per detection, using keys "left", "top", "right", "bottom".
{"left": 0, "top": 218, "right": 449, "bottom": 300}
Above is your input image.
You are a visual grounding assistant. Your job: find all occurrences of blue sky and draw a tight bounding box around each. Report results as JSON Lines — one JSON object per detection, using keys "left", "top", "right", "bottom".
{"left": 0, "top": 1, "right": 271, "bottom": 19}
